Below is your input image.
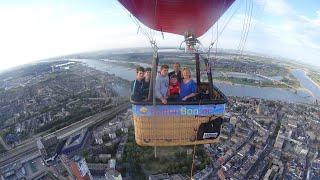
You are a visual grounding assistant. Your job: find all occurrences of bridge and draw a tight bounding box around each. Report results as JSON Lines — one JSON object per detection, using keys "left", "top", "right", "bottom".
{"left": 255, "top": 74, "right": 295, "bottom": 89}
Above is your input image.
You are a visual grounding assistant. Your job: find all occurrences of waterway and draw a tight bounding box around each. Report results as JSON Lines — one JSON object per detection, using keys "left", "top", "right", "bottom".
{"left": 74, "top": 59, "right": 318, "bottom": 104}
{"left": 291, "top": 69, "right": 320, "bottom": 99}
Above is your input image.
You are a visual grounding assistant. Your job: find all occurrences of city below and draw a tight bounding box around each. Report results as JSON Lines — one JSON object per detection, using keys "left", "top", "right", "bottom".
{"left": 0, "top": 49, "right": 319, "bottom": 180}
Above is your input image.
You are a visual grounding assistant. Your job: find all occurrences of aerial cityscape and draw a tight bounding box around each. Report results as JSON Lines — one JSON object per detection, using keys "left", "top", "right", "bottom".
{"left": 0, "top": 49, "right": 319, "bottom": 179}
{"left": 0, "top": 0, "right": 320, "bottom": 180}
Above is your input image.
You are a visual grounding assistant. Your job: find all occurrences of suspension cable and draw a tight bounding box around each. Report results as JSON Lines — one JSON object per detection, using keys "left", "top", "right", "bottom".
{"left": 190, "top": 99, "right": 203, "bottom": 179}
{"left": 240, "top": 0, "right": 254, "bottom": 56}
{"left": 118, "top": 1, "right": 159, "bottom": 53}
{"left": 190, "top": 143, "right": 197, "bottom": 179}
{"left": 237, "top": 0, "right": 250, "bottom": 53}
{"left": 207, "top": 0, "right": 242, "bottom": 59}
{"left": 237, "top": 0, "right": 253, "bottom": 59}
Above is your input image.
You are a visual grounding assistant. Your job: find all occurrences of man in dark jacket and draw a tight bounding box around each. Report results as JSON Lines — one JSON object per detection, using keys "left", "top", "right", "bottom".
{"left": 168, "top": 62, "right": 182, "bottom": 82}
{"left": 131, "top": 66, "right": 146, "bottom": 101}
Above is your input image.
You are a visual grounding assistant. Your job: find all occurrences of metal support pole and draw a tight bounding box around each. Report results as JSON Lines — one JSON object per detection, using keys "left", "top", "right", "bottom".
{"left": 204, "top": 57, "right": 214, "bottom": 99}
{"left": 148, "top": 52, "right": 159, "bottom": 102}
{"left": 150, "top": 51, "right": 159, "bottom": 158}
{"left": 195, "top": 53, "right": 201, "bottom": 85}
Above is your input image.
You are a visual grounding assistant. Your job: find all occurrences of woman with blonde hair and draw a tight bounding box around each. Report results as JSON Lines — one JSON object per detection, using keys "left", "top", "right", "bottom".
{"left": 180, "top": 67, "right": 197, "bottom": 101}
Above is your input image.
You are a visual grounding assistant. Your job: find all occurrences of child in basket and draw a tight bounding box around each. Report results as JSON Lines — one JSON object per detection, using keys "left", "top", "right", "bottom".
{"left": 168, "top": 74, "right": 180, "bottom": 102}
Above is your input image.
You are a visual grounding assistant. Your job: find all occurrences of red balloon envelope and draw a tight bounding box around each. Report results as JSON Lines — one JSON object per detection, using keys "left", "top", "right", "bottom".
{"left": 119, "top": 0, "right": 235, "bottom": 37}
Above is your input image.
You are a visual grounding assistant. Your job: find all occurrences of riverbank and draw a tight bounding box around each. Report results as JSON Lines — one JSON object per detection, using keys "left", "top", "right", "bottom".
{"left": 104, "top": 59, "right": 299, "bottom": 90}
{"left": 213, "top": 76, "right": 295, "bottom": 89}
{"left": 306, "top": 71, "right": 320, "bottom": 89}
{"left": 291, "top": 69, "right": 320, "bottom": 100}
{"left": 75, "top": 59, "right": 316, "bottom": 104}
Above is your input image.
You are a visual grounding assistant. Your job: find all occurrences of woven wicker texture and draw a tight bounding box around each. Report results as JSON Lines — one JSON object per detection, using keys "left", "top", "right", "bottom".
{"left": 133, "top": 115, "right": 221, "bottom": 146}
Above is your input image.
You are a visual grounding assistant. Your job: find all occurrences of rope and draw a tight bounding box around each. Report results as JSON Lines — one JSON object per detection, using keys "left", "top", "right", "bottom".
{"left": 190, "top": 64, "right": 206, "bottom": 178}
{"left": 214, "top": 12, "right": 219, "bottom": 60}
{"left": 240, "top": 0, "right": 254, "bottom": 56}
{"left": 190, "top": 115, "right": 200, "bottom": 179}
{"left": 118, "top": 1, "right": 159, "bottom": 53}
{"left": 236, "top": 0, "right": 254, "bottom": 60}
{"left": 190, "top": 143, "right": 197, "bottom": 179}
{"left": 207, "top": 0, "right": 242, "bottom": 60}
{"left": 214, "top": 0, "right": 226, "bottom": 60}
{"left": 237, "top": 0, "right": 249, "bottom": 52}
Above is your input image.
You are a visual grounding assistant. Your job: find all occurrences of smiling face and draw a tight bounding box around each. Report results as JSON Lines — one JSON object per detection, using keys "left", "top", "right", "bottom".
{"left": 173, "top": 63, "right": 180, "bottom": 72}
{"left": 160, "top": 68, "right": 168, "bottom": 76}
{"left": 145, "top": 71, "right": 151, "bottom": 79}
{"left": 136, "top": 71, "right": 144, "bottom": 81}
{"left": 182, "top": 68, "right": 191, "bottom": 79}
{"left": 170, "top": 77, "right": 178, "bottom": 84}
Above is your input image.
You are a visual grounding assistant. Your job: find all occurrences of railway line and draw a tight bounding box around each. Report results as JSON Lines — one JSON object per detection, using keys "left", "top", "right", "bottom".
{"left": 0, "top": 102, "right": 130, "bottom": 168}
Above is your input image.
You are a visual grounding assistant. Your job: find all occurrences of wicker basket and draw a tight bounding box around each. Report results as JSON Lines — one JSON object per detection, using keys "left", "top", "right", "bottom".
{"left": 133, "top": 115, "right": 221, "bottom": 146}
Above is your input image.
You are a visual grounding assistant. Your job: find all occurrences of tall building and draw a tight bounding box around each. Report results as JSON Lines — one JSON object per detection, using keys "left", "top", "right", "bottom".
{"left": 256, "top": 101, "right": 262, "bottom": 115}
{"left": 60, "top": 155, "right": 93, "bottom": 180}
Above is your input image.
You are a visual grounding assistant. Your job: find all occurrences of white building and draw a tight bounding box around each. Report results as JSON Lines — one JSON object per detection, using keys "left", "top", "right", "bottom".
{"left": 105, "top": 168, "right": 122, "bottom": 180}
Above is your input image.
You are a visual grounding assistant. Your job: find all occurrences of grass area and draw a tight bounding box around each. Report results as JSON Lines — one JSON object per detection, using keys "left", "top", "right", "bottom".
{"left": 280, "top": 75, "right": 300, "bottom": 88}
{"left": 264, "top": 65, "right": 288, "bottom": 77}
{"left": 120, "top": 129, "right": 210, "bottom": 178}
{"left": 108, "top": 61, "right": 137, "bottom": 69}
{"left": 213, "top": 76, "right": 293, "bottom": 88}
{"left": 141, "top": 146, "right": 194, "bottom": 175}
{"left": 308, "top": 71, "right": 320, "bottom": 87}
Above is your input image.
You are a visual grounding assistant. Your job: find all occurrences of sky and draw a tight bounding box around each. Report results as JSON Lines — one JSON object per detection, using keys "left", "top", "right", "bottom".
{"left": 0, "top": 0, "right": 319, "bottom": 71}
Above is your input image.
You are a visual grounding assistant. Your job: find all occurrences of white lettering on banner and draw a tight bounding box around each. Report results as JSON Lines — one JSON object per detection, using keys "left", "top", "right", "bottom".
{"left": 203, "top": 132, "right": 218, "bottom": 139}
{"left": 132, "top": 104, "right": 225, "bottom": 116}
{"left": 180, "top": 107, "right": 199, "bottom": 115}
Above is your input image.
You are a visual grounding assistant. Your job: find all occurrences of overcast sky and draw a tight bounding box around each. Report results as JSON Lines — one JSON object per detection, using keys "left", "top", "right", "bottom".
{"left": 0, "top": 0, "right": 319, "bottom": 71}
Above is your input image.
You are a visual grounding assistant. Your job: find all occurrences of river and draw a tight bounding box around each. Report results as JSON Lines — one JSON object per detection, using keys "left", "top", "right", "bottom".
{"left": 291, "top": 69, "right": 320, "bottom": 100}
{"left": 74, "top": 59, "right": 318, "bottom": 104}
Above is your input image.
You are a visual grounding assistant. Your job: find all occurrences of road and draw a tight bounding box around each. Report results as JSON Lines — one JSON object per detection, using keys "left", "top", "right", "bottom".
{"left": 244, "top": 111, "right": 283, "bottom": 179}
{"left": 0, "top": 102, "right": 130, "bottom": 168}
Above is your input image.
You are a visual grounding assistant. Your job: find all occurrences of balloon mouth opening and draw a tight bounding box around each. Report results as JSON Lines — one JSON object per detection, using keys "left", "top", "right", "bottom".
{"left": 184, "top": 31, "right": 199, "bottom": 52}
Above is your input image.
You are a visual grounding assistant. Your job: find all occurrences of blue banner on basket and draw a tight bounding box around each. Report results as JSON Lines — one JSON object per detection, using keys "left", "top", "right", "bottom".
{"left": 132, "top": 104, "right": 225, "bottom": 116}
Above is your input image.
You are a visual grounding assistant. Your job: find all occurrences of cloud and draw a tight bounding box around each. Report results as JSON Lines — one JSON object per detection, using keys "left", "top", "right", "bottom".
{"left": 0, "top": 4, "right": 140, "bottom": 71}
{"left": 206, "top": 3, "right": 320, "bottom": 67}
{"left": 263, "top": 0, "right": 293, "bottom": 16}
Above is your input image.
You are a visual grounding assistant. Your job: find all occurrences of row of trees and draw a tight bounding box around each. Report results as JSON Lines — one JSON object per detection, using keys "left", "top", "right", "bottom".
{"left": 120, "top": 128, "right": 211, "bottom": 178}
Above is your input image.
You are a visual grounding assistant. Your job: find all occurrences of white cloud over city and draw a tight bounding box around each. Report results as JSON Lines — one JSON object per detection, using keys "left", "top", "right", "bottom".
{"left": 217, "top": 0, "right": 320, "bottom": 66}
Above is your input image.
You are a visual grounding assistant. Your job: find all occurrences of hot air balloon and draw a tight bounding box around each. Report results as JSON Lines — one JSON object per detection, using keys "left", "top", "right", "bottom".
{"left": 119, "top": 0, "right": 235, "bottom": 146}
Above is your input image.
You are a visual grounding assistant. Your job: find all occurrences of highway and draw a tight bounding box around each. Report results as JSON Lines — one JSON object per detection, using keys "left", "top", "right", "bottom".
{"left": 0, "top": 102, "right": 130, "bottom": 168}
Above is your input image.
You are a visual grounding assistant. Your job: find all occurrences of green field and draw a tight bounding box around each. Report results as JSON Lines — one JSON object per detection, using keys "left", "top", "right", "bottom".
{"left": 213, "top": 76, "right": 299, "bottom": 89}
